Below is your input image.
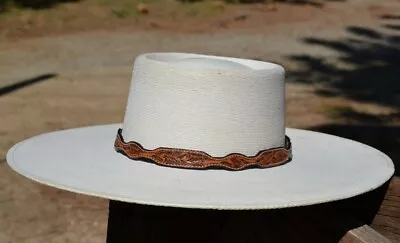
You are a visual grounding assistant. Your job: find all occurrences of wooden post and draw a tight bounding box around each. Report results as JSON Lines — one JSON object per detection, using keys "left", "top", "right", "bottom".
{"left": 106, "top": 177, "right": 397, "bottom": 243}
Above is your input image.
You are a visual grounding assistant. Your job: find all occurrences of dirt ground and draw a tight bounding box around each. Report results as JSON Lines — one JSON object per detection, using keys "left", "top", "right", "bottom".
{"left": 1, "top": 0, "right": 400, "bottom": 242}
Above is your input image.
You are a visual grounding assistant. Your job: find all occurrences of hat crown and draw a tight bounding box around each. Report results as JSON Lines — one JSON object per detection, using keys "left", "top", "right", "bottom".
{"left": 121, "top": 53, "right": 285, "bottom": 156}
{"left": 170, "top": 57, "right": 250, "bottom": 70}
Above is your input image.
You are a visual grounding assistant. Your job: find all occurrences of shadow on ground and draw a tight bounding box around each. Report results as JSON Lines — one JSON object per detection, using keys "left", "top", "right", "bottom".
{"left": 0, "top": 73, "right": 57, "bottom": 96}
{"left": 0, "top": 0, "right": 80, "bottom": 12}
{"left": 381, "top": 14, "right": 400, "bottom": 20}
{"left": 287, "top": 22, "right": 400, "bottom": 111}
{"left": 287, "top": 15, "right": 400, "bottom": 174}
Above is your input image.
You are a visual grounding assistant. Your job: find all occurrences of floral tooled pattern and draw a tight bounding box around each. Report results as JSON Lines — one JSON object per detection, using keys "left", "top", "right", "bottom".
{"left": 114, "top": 129, "right": 292, "bottom": 170}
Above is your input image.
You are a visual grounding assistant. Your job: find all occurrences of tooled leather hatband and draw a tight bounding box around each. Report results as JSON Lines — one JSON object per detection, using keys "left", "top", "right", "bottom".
{"left": 114, "top": 129, "right": 292, "bottom": 170}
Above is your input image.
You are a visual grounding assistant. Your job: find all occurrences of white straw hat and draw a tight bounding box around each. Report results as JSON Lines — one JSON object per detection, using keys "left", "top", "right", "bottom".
{"left": 7, "top": 52, "right": 394, "bottom": 209}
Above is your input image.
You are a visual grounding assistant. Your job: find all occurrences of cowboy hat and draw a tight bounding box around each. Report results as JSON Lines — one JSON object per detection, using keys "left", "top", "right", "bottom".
{"left": 7, "top": 52, "right": 394, "bottom": 209}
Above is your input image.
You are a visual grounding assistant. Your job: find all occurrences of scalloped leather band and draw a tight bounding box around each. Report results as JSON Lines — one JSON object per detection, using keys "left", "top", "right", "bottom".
{"left": 114, "top": 129, "right": 292, "bottom": 170}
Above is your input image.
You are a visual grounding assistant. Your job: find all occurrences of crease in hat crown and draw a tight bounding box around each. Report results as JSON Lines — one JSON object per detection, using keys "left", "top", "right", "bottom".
{"left": 121, "top": 52, "right": 286, "bottom": 157}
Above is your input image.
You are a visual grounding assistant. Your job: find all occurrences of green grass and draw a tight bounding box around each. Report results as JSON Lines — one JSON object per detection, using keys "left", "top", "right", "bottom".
{"left": 0, "top": 0, "right": 227, "bottom": 40}
{"left": 111, "top": 8, "right": 130, "bottom": 18}
{"left": 1, "top": 0, "right": 225, "bottom": 18}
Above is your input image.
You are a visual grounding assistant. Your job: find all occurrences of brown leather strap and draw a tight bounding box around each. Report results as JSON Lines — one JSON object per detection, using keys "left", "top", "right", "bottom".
{"left": 114, "top": 129, "right": 292, "bottom": 170}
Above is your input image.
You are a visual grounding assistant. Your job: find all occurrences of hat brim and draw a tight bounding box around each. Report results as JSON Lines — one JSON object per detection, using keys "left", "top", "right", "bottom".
{"left": 7, "top": 124, "right": 394, "bottom": 210}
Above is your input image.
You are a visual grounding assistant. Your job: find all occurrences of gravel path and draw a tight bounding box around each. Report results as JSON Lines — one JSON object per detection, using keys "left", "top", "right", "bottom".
{"left": 1, "top": 0, "right": 399, "bottom": 242}
{"left": 1, "top": 0, "right": 399, "bottom": 82}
